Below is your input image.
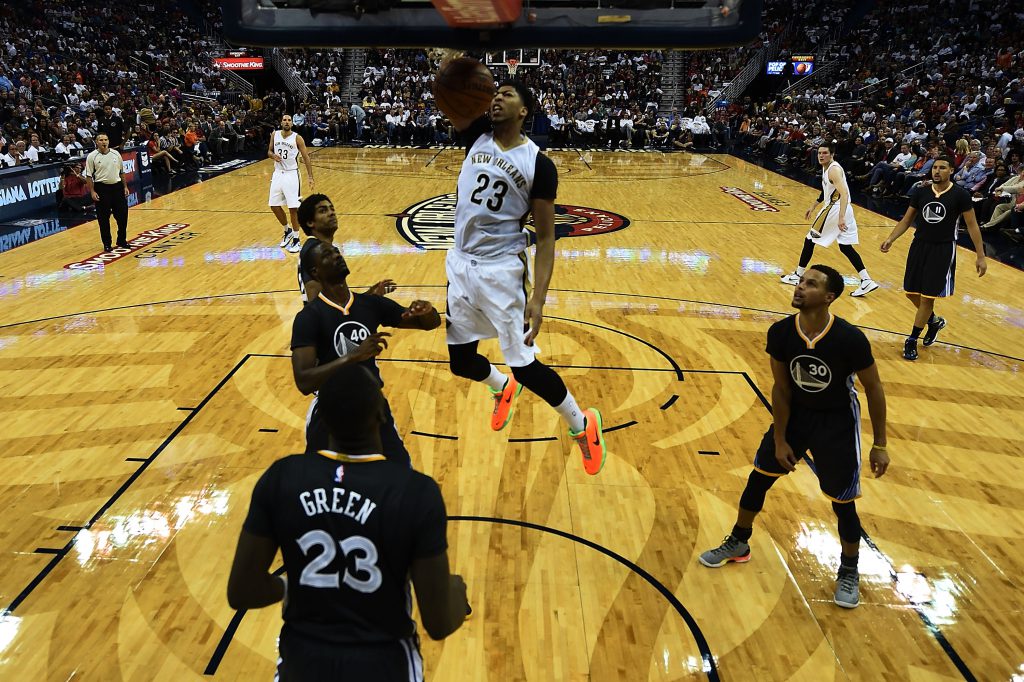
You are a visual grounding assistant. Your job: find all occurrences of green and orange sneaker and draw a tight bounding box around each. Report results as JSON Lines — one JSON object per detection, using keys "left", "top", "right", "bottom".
{"left": 490, "top": 377, "right": 523, "bottom": 431}
{"left": 570, "top": 407, "right": 606, "bottom": 475}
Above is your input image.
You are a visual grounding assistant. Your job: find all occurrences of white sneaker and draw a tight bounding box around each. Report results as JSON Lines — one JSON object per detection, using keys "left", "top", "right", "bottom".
{"left": 780, "top": 272, "right": 801, "bottom": 285}
{"left": 279, "top": 228, "right": 293, "bottom": 249}
{"left": 850, "top": 279, "right": 879, "bottom": 297}
{"left": 287, "top": 235, "right": 302, "bottom": 253}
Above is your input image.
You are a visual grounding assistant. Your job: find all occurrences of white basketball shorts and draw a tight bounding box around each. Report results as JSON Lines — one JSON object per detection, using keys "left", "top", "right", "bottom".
{"left": 808, "top": 202, "right": 859, "bottom": 247}
{"left": 268, "top": 169, "right": 301, "bottom": 208}
{"left": 445, "top": 248, "right": 538, "bottom": 368}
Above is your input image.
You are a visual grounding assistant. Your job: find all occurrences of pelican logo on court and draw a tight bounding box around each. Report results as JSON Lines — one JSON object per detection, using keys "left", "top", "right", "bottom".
{"left": 334, "top": 321, "right": 371, "bottom": 356}
{"left": 922, "top": 202, "right": 947, "bottom": 224}
{"left": 789, "top": 355, "right": 832, "bottom": 392}
{"left": 391, "top": 193, "right": 630, "bottom": 250}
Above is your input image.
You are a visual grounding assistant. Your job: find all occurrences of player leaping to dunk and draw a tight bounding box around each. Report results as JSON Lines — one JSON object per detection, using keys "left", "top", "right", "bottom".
{"left": 436, "top": 61, "right": 607, "bottom": 475}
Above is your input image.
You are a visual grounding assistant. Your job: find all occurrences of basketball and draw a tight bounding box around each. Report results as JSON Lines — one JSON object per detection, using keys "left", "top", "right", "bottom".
{"left": 433, "top": 58, "right": 495, "bottom": 122}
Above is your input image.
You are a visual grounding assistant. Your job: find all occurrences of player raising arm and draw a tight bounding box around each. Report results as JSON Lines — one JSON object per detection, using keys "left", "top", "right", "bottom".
{"left": 436, "top": 59, "right": 607, "bottom": 475}
{"left": 291, "top": 240, "right": 440, "bottom": 466}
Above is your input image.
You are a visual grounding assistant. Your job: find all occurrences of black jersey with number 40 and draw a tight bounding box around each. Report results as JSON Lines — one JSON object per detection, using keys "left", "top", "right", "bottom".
{"left": 766, "top": 314, "right": 874, "bottom": 410}
{"left": 291, "top": 292, "right": 406, "bottom": 386}
{"left": 243, "top": 452, "right": 447, "bottom": 644}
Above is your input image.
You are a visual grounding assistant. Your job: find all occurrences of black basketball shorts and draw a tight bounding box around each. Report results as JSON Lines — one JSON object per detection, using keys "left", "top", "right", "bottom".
{"left": 277, "top": 631, "right": 424, "bottom": 681}
{"left": 752, "top": 402, "right": 862, "bottom": 502}
{"left": 904, "top": 239, "right": 956, "bottom": 298}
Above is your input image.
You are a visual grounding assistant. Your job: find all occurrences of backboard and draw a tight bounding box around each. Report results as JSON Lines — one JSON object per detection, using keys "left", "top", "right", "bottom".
{"left": 221, "top": 0, "right": 763, "bottom": 49}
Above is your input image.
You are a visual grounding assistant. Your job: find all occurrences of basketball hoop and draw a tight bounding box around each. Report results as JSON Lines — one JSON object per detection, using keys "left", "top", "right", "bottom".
{"left": 505, "top": 58, "right": 519, "bottom": 77}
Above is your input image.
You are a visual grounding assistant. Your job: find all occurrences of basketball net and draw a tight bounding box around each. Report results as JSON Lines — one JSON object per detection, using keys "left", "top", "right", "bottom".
{"left": 506, "top": 58, "right": 519, "bottom": 77}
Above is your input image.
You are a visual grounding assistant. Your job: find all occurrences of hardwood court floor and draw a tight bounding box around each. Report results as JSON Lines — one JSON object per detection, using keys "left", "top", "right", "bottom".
{"left": 1, "top": 147, "right": 1022, "bottom": 681}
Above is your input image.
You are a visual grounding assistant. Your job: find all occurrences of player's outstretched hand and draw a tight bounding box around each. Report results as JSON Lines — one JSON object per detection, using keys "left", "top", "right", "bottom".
{"left": 869, "top": 445, "right": 890, "bottom": 478}
{"left": 366, "top": 279, "right": 396, "bottom": 296}
{"left": 402, "top": 300, "right": 435, "bottom": 319}
{"left": 774, "top": 441, "right": 798, "bottom": 472}
{"left": 976, "top": 255, "right": 987, "bottom": 277}
{"left": 450, "top": 574, "right": 469, "bottom": 620}
{"left": 880, "top": 238, "right": 893, "bottom": 253}
{"left": 524, "top": 298, "right": 544, "bottom": 346}
{"left": 351, "top": 332, "right": 391, "bottom": 361}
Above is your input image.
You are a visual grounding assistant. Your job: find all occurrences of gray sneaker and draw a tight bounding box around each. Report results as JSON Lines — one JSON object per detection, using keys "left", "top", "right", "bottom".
{"left": 699, "top": 535, "right": 751, "bottom": 568}
{"left": 834, "top": 570, "right": 860, "bottom": 608}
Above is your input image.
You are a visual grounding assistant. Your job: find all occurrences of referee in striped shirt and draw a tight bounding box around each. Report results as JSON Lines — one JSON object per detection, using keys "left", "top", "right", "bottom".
{"left": 84, "top": 133, "right": 129, "bottom": 251}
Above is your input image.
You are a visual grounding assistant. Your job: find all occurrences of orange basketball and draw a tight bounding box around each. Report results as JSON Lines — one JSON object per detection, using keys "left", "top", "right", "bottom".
{"left": 433, "top": 58, "right": 495, "bottom": 122}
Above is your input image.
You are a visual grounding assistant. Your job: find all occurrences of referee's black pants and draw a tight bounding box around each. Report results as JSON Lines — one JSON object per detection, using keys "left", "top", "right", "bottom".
{"left": 95, "top": 181, "right": 129, "bottom": 248}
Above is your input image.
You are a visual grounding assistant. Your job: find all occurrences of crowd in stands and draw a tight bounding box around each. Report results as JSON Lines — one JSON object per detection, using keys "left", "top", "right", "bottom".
{"left": 3, "top": 0, "right": 1023, "bottom": 240}
{"left": 724, "top": 0, "right": 1024, "bottom": 241}
{"left": 274, "top": 48, "right": 672, "bottom": 150}
{"left": 0, "top": 0, "right": 289, "bottom": 177}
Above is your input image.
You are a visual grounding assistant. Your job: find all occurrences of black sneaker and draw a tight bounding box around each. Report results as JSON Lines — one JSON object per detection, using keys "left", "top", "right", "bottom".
{"left": 922, "top": 317, "right": 946, "bottom": 346}
{"left": 103, "top": 244, "right": 113, "bottom": 252}
{"left": 903, "top": 338, "right": 918, "bottom": 361}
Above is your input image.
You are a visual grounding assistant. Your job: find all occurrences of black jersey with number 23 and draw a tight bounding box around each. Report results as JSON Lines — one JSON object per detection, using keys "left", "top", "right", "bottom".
{"left": 243, "top": 452, "right": 447, "bottom": 644}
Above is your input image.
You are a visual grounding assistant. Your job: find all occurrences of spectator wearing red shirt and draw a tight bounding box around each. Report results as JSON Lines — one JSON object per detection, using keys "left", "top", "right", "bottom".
{"left": 58, "top": 162, "right": 93, "bottom": 212}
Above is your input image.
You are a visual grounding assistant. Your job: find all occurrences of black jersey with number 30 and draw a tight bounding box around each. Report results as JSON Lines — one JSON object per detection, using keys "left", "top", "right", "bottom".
{"left": 766, "top": 314, "right": 874, "bottom": 410}
{"left": 243, "top": 452, "right": 447, "bottom": 644}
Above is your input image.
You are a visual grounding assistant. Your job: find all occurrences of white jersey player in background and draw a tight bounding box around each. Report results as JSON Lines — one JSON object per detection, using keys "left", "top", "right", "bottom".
{"left": 438, "top": 71, "right": 607, "bottom": 476}
{"left": 780, "top": 141, "right": 879, "bottom": 297}
{"left": 268, "top": 114, "right": 315, "bottom": 254}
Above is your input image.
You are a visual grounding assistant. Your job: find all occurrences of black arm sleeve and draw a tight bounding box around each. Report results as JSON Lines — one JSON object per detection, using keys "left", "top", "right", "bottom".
{"left": 242, "top": 459, "right": 285, "bottom": 538}
{"left": 290, "top": 307, "right": 319, "bottom": 350}
{"left": 848, "top": 328, "right": 875, "bottom": 372}
{"left": 531, "top": 154, "right": 558, "bottom": 201}
{"left": 461, "top": 116, "right": 492, "bottom": 155}
{"left": 765, "top": 319, "right": 788, "bottom": 362}
{"left": 370, "top": 294, "right": 408, "bottom": 328}
{"left": 409, "top": 475, "right": 448, "bottom": 558}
